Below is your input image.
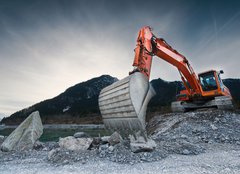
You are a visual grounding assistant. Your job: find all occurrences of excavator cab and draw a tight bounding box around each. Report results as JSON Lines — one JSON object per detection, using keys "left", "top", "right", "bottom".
{"left": 199, "top": 71, "right": 218, "bottom": 92}
{"left": 198, "top": 70, "right": 231, "bottom": 98}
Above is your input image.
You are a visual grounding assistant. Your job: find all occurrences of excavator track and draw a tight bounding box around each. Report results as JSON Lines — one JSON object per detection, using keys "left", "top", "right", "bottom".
{"left": 171, "top": 96, "right": 234, "bottom": 112}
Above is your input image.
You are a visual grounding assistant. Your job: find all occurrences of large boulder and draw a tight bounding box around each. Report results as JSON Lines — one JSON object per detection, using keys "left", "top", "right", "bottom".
{"left": 59, "top": 136, "right": 93, "bottom": 151}
{"left": 1, "top": 111, "right": 43, "bottom": 152}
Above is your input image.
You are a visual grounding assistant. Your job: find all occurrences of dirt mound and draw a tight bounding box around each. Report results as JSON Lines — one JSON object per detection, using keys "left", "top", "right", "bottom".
{"left": 146, "top": 109, "right": 240, "bottom": 157}
{"left": 148, "top": 109, "right": 240, "bottom": 145}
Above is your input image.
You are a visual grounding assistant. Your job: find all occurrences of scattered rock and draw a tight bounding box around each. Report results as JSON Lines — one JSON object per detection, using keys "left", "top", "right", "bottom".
{"left": 47, "top": 147, "right": 98, "bottom": 164}
{"left": 101, "top": 136, "right": 110, "bottom": 143}
{"left": 91, "top": 137, "right": 101, "bottom": 148}
{"left": 1, "top": 109, "right": 238, "bottom": 166}
{"left": 1, "top": 111, "right": 43, "bottom": 152}
{"left": 99, "top": 144, "right": 109, "bottom": 151}
{"left": 59, "top": 136, "right": 93, "bottom": 151}
{"left": 48, "top": 148, "right": 60, "bottom": 160}
{"left": 182, "top": 149, "right": 190, "bottom": 155}
{"left": 210, "top": 124, "right": 218, "bottom": 130}
{"left": 214, "top": 117, "right": 220, "bottom": 123}
{"left": 180, "top": 134, "right": 188, "bottom": 139}
{"left": 108, "top": 132, "right": 122, "bottom": 146}
{"left": 45, "top": 141, "right": 60, "bottom": 150}
{"left": 33, "top": 141, "right": 45, "bottom": 150}
{"left": 129, "top": 134, "right": 157, "bottom": 153}
{"left": 108, "top": 145, "right": 114, "bottom": 152}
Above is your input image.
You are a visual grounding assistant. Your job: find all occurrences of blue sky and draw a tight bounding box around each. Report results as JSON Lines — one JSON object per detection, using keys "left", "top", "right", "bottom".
{"left": 0, "top": 0, "right": 240, "bottom": 115}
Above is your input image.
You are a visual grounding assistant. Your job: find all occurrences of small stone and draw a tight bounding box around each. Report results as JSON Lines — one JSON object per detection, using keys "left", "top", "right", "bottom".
{"left": 73, "top": 132, "right": 87, "bottom": 138}
{"left": 91, "top": 137, "right": 101, "bottom": 147}
{"left": 63, "top": 160, "right": 69, "bottom": 164}
{"left": 108, "top": 132, "right": 122, "bottom": 146}
{"left": 101, "top": 136, "right": 110, "bottom": 143}
{"left": 221, "top": 118, "right": 227, "bottom": 123}
{"left": 59, "top": 136, "right": 93, "bottom": 151}
{"left": 130, "top": 135, "right": 157, "bottom": 153}
{"left": 108, "top": 145, "right": 114, "bottom": 152}
{"left": 99, "top": 144, "right": 109, "bottom": 151}
{"left": 220, "top": 137, "right": 226, "bottom": 142}
{"left": 210, "top": 124, "right": 218, "bottom": 130}
{"left": 48, "top": 148, "right": 60, "bottom": 160}
{"left": 182, "top": 149, "right": 190, "bottom": 155}
{"left": 214, "top": 117, "right": 220, "bottom": 123}
{"left": 180, "top": 134, "right": 188, "bottom": 139}
{"left": 208, "top": 140, "right": 214, "bottom": 144}
{"left": 33, "top": 141, "right": 44, "bottom": 150}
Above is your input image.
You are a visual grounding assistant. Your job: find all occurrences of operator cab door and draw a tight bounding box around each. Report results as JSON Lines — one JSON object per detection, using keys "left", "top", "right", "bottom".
{"left": 198, "top": 71, "right": 221, "bottom": 97}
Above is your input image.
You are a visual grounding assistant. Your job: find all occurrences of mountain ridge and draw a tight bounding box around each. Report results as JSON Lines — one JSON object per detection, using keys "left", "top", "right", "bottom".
{"left": 1, "top": 75, "right": 239, "bottom": 125}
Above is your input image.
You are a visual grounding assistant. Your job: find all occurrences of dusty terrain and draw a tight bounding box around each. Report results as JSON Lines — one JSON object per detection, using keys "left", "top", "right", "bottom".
{"left": 0, "top": 109, "right": 240, "bottom": 174}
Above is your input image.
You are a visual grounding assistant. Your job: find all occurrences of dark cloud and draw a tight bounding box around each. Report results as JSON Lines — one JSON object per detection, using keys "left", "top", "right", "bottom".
{"left": 0, "top": 0, "right": 239, "bottom": 115}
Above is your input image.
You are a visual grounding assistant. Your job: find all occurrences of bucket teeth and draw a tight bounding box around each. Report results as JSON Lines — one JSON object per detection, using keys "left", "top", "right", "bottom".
{"left": 98, "top": 72, "right": 156, "bottom": 132}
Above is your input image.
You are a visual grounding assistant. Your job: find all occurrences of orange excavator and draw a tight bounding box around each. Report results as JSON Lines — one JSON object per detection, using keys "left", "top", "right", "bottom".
{"left": 98, "top": 26, "right": 233, "bottom": 132}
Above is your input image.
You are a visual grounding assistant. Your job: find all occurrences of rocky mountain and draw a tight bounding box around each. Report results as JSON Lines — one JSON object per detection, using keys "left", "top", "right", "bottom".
{"left": 1, "top": 75, "right": 239, "bottom": 125}
{"left": 1, "top": 75, "right": 118, "bottom": 125}
{"left": 223, "top": 79, "right": 240, "bottom": 103}
{"left": 149, "top": 79, "right": 184, "bottom": 110}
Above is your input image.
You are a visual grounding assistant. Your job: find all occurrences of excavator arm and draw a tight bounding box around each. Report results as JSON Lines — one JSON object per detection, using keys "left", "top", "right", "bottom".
{"left": 132, "top": 26, "right": 202, "bottom": 98}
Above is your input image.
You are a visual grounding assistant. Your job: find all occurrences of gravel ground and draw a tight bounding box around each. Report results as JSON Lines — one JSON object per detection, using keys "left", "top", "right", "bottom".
{"left": 0, "top": 109, "right": 240, "bottom": 173}
{"left": 0, "top": 144, "right": 239, "bottom": 174}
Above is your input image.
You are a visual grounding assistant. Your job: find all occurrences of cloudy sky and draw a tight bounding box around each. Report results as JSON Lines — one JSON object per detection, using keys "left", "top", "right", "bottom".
{"left": 0, "top": 0, "right": 240, "bottom": 115}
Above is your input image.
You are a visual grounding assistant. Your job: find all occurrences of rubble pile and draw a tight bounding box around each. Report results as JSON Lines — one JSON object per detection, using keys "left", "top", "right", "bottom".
{"left": 1, "top": 109, "right": 239, "bottom": 165}
{"left": 148, "top": 109, "right": 240, "bottom": 145}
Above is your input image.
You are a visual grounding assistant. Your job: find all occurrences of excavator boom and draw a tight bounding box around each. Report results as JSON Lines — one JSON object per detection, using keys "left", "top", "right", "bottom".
{"left": 132, "top": 26, "right": 202, "bottom": 98}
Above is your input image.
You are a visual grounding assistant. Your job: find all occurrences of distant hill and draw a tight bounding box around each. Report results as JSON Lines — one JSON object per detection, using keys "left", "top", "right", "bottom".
{"left": 1, "top": 75, "right": 239, "bottom": 125}
{"left": 223, "top": 79, "right": 240, "bottom": 103}
{"left": 149, "top": 78, "right": 184, "bottom": 108}
{"left": 1, "top": 75, "right": 118, "bottom": 125}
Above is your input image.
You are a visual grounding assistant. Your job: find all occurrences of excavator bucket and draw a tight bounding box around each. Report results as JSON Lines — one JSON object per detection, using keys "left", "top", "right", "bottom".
{"left": 98, "top": 72, "right": 156, "bottom": 132}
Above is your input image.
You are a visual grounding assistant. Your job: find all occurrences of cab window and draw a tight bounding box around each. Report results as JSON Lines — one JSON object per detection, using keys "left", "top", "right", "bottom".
{"left": 199, "top": 72, "right": 218, "bottom": 91}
